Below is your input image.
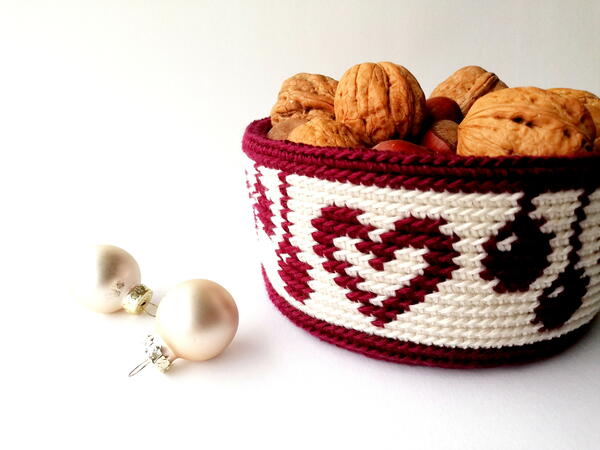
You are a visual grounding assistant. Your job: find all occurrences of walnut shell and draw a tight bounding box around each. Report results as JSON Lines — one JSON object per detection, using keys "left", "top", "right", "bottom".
{"left": 548, "top": 88, "right": 600, "bottom": 152}
{"left": 267, "top": 117, "right": 308, "bottom": 141}
{"left": 270, "top": 73, "right": 338, "bottom": 125}
{"left": 457, "top": 87, "right": 596, "bottom": 157}
{"left": 334, "top": 62, "right": 426, "bottom": 146}
{"left": 287, "top": 117, "right": 361, "bottom": 148}
{"left": 430, "top": 65, "right": 507, "bottom": 115}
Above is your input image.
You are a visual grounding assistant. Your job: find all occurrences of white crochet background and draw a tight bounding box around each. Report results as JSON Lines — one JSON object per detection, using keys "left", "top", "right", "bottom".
{"left": 247, "top": 160, "right": 600, "bottom": 349}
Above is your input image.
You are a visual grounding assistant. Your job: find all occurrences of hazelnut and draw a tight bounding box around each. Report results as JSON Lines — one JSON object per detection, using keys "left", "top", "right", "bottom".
{"left": 288, "top": 117, "right": 361, "bottom": 148}
{"left": 421, "top": 120, "right": 458, "bottom": 153}
{"left": 372, "top": 139, "right": 433, "bottom": 154}
{"left": 425, "top": 97, "right": 463, "bottom": 123}
{"left": 457, "top": 87, "right": 596, "bottom": 157}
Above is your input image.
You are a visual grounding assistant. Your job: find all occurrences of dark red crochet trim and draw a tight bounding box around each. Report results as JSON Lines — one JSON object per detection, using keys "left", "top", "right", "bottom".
{"left": 243, "top": 118, "right": 600, "bottom": 194}
{"left": 262, "top": 268, "right": 593, "bottom": 369}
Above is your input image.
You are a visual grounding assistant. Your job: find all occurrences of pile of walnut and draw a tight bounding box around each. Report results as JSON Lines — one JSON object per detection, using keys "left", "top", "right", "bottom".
{"left": 268, "top": 63, "right": 600, "bottom": 157}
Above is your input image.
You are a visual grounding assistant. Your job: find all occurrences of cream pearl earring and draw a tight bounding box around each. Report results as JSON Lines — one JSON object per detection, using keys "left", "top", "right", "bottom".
{"left": 129, "top": 279, "right": 239, "bottom": 376}
{"left": 75, "top": 245, "right": 156, "bottom": 315}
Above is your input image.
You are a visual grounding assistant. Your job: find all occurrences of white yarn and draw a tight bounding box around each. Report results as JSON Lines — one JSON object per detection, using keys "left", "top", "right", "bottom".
{"left": 245, "top": 157, "right": 600, "bottom": 349}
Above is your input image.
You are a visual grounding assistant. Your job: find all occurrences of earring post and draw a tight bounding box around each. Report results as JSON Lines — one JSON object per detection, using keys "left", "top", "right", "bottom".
{"left": 128, "top": 359, "right": 151, "bottom": 377}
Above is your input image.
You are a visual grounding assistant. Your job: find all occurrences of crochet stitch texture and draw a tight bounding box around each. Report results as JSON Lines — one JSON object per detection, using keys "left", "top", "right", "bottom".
{"left": 243, "top": 118, "right": 600, "bottom": 368}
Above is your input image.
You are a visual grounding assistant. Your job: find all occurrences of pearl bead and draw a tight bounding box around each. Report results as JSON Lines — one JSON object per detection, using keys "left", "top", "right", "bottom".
{"left": 75, "top": 245, "right": 142, "bottom": 313}
{"left": 156, "top": 279, "right": 239, "bottom": 361}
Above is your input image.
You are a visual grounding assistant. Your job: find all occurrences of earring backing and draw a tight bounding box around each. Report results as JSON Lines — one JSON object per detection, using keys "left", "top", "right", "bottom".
{"left": 129, "top": 279, "right": 239, "bottom": 376}
{"left": 74, "top": 245, "right": 157, "bottom": 315}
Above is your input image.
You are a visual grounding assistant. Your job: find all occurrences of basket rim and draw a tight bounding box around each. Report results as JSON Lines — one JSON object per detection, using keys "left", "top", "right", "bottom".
{"left": 243, "top": 117, "right": 600, "bottom": 176}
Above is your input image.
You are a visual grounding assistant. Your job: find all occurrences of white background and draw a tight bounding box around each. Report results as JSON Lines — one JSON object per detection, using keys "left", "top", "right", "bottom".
{"left": 1, "top": 1, "right": 599, "bottom": 449}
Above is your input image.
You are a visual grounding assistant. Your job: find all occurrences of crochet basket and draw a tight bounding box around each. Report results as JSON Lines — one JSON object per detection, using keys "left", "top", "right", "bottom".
{"left": 243, "top": 118, "right": 600, "bottom": 368}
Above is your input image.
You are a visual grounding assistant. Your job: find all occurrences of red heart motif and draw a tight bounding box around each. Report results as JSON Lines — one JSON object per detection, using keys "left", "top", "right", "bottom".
{"left": 311, "top": 206, "right": 461, "bottom": 327}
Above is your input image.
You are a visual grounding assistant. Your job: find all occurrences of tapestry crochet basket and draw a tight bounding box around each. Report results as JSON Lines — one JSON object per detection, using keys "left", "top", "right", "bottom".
{"left": 243, "top": 118, "right": 600, "bottom": 368}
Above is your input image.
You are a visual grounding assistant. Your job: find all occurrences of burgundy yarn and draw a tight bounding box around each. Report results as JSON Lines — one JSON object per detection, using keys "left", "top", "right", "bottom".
{"left": 263, "top": 268, "right": 592, "bottom": 369}
{"left": 312, "top": 206, "right": 460, "bottom": 327}
{"left": 251, "top": 162, "right": 276, "bottom": 237}
{"left": 243, "top": 118, "right": 600, "bottom": 368}
{"left": 243, "top": 118, "right": 600, "bottom": 194}
{"left": 533, "top": 190, "right": 592, "bottom": 330}
{"left": 275, "top": 172, "right": 312, "bottom": 303}
{"left": 481, "top": 191, "right": 554, "bottom": 293}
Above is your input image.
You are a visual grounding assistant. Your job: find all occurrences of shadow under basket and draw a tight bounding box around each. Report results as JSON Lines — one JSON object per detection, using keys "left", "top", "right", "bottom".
{"left": 243, "top": 118, "right": 600, "bottom": 368}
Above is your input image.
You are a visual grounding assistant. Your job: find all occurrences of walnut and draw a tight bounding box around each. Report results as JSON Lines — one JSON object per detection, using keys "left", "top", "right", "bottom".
{"left": 430, "top": 65, "right": 507, "bottom": 115}
{"left": 287, "top": 117, "right": 361, "bottom": 148}
{"left": 457, "top": 87, "right": 596, "bottom": 157}
{"left": 334, "top": 62, "right": 426, "bottom": 146}
{"left": 267, "top": 117, "right": 308, "bottom": 141}
{"left": 548, "top": 88, "right": 600, "bottom": 152}
{"left": 270, "top": 73, "right": 338, "bottom": 125}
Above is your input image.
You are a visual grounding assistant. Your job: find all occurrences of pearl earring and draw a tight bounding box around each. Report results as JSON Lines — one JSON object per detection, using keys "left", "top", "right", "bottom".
{"left": 74, "top": 245, "right": 156, "bottom": 315}
{"left": 128, "top": 279, "right": 239, "bottom": 376}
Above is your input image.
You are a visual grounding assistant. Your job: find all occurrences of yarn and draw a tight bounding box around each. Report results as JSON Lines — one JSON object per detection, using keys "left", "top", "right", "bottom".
{"left": 244, "top": 118, "right": 600, "bottom": 367}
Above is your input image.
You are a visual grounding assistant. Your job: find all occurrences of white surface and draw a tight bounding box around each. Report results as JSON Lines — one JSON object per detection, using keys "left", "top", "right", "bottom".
{"left": 1, "top": 1, "right": 599, "bottom": 449}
